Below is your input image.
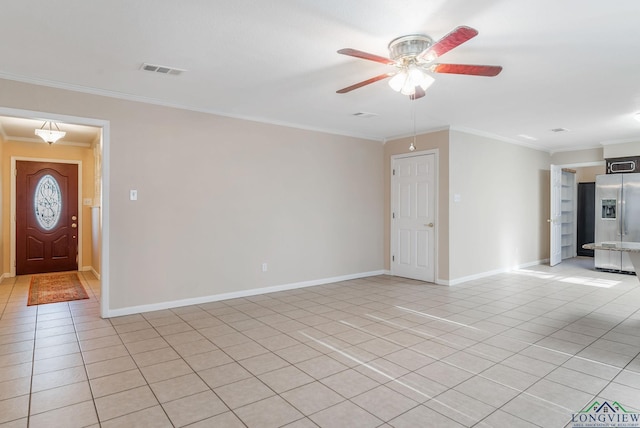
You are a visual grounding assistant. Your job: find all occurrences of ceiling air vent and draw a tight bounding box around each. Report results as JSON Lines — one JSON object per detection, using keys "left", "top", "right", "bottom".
{"left": 140, "top": 63, "right": 186, "bottom": 76}
{"left": 550, "top": 127, "right": 569, "bottom": 133}
{"left": 352, "top": 112, "right": 378, "bottom": 118}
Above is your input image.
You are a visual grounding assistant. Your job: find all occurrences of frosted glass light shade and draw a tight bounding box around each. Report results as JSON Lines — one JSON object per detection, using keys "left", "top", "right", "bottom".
{"left": 35, "top": 128, "right": 66, "bottom": 144}
{"left": 400, "top": 80, "right": 416, "bottom": 96}
{"left": 418, "top": 73, "right": 435, "bottom": 90}
{"left": 388, "top": 72, "right": 407, "bottom": 92}
{"left": 35, "top": 121, "right": 66, "bottom": 144}
{"left": 390, "top": 66, "right": 434, "bottom": 96}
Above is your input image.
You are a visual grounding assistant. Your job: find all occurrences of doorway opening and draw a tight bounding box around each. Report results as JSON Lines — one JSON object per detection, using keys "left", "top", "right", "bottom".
{"left": 549, "top": 161, "right": 605, "bottom": 267}
{"left": 0, "top": 107, "right": 110, "bottom": 318}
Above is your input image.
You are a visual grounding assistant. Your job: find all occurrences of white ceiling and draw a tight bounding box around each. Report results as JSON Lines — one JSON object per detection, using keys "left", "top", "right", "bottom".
{"left": 1, "top": 0, "right": 640, "bottom": 152}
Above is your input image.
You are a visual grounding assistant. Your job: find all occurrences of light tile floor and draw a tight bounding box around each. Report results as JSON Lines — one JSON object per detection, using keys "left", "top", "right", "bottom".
{"left": 1, "top": 257, "right": 640, "bottom": 427}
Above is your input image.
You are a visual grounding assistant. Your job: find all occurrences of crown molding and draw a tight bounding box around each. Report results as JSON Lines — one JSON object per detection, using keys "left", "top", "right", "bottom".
{"left": 449, "top": 126, "right": 551, "bottom": 153}
{"left": 0, "top": 73, "right": 384, "bottom": 143}
{"left": 599, "top": 137, "right": 640, "bottom": 146}
{"left": 6, "top": 135, "right": 91, "bottom": 147}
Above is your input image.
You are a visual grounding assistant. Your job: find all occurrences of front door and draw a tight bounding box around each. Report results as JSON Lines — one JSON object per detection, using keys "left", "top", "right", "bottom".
{"left": 16, "top": 161, "right": 79, "bottom": 274}
{"left": 391, "top": 153, "right": 436, "bottom": 282}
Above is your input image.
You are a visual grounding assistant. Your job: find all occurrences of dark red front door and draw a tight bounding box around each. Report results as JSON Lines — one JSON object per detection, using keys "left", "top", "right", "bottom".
{"left": 16, "top": 161, "right": 79, "bottom": 274}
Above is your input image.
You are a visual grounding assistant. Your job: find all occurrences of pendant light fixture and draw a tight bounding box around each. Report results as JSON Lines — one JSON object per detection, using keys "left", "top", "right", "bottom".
{"left": 35, "top": 121, "right": 66, "bottom": 144}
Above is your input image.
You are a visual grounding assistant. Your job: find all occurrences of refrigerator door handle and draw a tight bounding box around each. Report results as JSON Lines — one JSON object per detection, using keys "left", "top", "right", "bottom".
{"left": 622, "top": 185, "right": 627, "bottom": 236}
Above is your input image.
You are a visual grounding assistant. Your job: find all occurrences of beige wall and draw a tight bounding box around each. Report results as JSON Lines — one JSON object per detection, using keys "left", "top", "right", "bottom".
{"left": 448, "top": 131, "right": 551, "bottom": 280}
{"left": 5, "top": 77, "right": 610, "bottom": 307}
{"left": 551, "top": 147, "right": 603, "bottom": 165}
{"left": 576, "top": 165, "right": 605, "bottom": 183}
{"left": 603, "top": 141, "right": 640, "bottom": 159}
{"left": 0, "top": 133, "right": 3, "bottom": 277}
{"left": 1, "top": 140, "right": 95, "bottom": 273}
{"left": 0, "top": 78, "right": 384, "bottom": 313}
{"left": 384, "top": 130, "right": 450, "bottom": 281}
{"left": 384, "top": 129, "right": 550, "bottom": 283}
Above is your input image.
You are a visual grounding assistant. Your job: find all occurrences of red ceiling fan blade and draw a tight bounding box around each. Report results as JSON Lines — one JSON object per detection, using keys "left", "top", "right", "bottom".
{"left": 432, "top": 63, "right": 502, "bottom": 77}
{"left": 338, "top": 48, "right": 395, "bottom": 65}
{"left": 418, "top": 26, "right": 478, "bottom": 62}
{"left": 410, "top": 86, "right": 426, "bottom": 100}
{"left": 336, "top": 73, "right": 394, "bottom": 94}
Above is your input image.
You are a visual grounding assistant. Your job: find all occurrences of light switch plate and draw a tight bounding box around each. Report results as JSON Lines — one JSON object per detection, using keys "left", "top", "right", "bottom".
{"left": 130, "top": 190, "right": 138, "bottom": 201}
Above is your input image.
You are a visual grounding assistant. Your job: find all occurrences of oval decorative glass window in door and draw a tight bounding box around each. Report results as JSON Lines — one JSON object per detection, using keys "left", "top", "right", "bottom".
{"left": 34, "top": 174, "right": 62, "bottom": 230}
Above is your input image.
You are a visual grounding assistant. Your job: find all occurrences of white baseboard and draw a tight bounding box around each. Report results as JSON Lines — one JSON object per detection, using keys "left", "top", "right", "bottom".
{"left": 104, "top": 269, "right": 386, "bottom": 318}
{"left": 0, "top": 273, "right": 8, "bottom": 282}
{"left": 444, "top": 259, "right": 549, "bottom": 286}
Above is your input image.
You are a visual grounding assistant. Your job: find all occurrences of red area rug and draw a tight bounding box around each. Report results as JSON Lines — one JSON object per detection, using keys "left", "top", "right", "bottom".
{"left": 27, "top": 272, "right": 89, "bottom": 306}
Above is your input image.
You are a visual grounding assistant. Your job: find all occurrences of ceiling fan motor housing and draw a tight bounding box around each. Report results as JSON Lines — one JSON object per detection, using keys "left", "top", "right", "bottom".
{"left": 388, "top": 35, "right": 433, "bottom": 63}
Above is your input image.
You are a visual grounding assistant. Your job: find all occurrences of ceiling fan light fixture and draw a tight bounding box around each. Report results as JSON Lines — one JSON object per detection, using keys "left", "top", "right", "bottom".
{"left": 390, "top": 66, "right": 435, "bottom": 96}
{"left": 400, "top": 79, "right": 417, "bottom": 96}
{"left": 336, "top": 25, "right": 502, "bottom": 98}
{"left": 417, "top": 73, "right": 435, "bottom": 90}
{"left": 407, "top": 65, "right": 424, "bottom": 84}
{"left": 388, "top": 72, "right": 407, "bottom": 92}
{"left": 35, "top": 121, "right": 66, "bottom": 144}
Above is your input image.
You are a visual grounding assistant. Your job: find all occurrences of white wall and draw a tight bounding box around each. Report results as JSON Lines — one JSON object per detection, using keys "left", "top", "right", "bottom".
{"left": 448, "top": 131, "right": 551, "bottom": 281}
{"left": 0, "top": 78, "right": 384, "bottom": 314}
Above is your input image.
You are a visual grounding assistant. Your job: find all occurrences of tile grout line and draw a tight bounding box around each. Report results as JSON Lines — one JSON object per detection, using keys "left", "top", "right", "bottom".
{"left": 3, "top": 261, "right": 639, "bottom": 428}
{"left": 68, "top": 290, "right": 106, "bottom": 428}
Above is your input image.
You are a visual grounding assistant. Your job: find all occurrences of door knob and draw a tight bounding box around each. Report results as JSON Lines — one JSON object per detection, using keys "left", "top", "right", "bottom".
{"left": 547, "top": 219, "right": 552, "bottom": 223}
{"left": 425, "top": 223, "right": 434, "bottom": 228}
{"left": 72, "top": 215, "right": 77, "bottom": 221}
{"left": 71, "top": 223, "right": 77, "bottom": 228}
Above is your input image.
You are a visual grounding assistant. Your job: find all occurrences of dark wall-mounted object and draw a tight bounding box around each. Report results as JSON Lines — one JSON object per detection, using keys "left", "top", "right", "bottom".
{"left": 577, "top": 182, "right": 595, "bottom": 257}
{"left": 606, "top": 156, "right": 640, "bottom": 174}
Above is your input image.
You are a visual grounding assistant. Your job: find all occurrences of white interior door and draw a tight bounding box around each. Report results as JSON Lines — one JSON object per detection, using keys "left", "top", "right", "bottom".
{"left": 550, "top": 164, "right": 562, "bottom": 266}
{"left": 391, "top": 153, "right": 436, "bottom": 282}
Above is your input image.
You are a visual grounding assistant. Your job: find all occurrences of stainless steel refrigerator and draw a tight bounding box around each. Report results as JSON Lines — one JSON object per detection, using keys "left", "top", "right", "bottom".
{"left": 595, "top": 173, "right": 640, "bottom": 272}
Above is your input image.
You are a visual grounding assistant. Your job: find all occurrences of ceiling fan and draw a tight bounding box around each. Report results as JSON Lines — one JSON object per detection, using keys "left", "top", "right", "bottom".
{"left": 336, "top": 26, "right": 502, "bottom": 100}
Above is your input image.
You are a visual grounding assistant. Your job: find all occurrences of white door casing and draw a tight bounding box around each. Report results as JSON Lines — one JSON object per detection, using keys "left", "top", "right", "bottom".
{"left": 391, "top": 152, "right": 436, "bottom": 282}
{"left": 550, "top": 164, "right": 562, "bottom": 266}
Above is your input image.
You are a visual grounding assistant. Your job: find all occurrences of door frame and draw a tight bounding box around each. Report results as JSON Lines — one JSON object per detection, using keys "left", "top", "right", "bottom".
{"left": 0, "top": 106, "right": 110, "bottom": 318}
{"left": 549, "top": 160, "right": 605, "bottom": 266}
{"left": 390, "top": 149, "right": 439, "bottom": 282}
{"left": 549, "top": 164, "right": 563, "bottom": 266}
{"left": 12, "top": 158, "right": 83, "bottom": 274}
